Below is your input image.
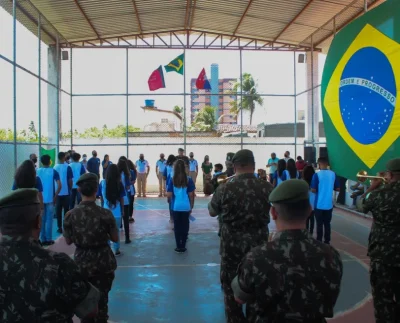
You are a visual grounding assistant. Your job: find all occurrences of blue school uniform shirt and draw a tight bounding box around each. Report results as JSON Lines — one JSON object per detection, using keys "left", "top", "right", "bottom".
{"left": 156, "top": 159, "right": 166, "bottom": 173}
{"left": 36, "top": 167, "right": 60, "bottom": 204}
{"left": 167, "top": 177, "right": 196, "bottom": 212}
{"left": 189, "top": 159, "right": 198, "bottom": 172}
{"left": 98, "top": 179, "right": 126, "bottom": 218}
{"left": 120, "top": 172, "right": 131, "bottom": 205}
{"left": 12, "top": 176, "right": 43, "bottom": 192}
{"left": 283, "top": 169, "right": 300, "bottom": 180}
{"left": 87, "top": 157, "right": 101, "bottom": 175}
{"left": 129, "top": 169, "right": 137, "bottom": 196}
{"left": 273, "top": 171, "right": 285, "bottom": 187}
{"left": 311, "top": 170, "right": 340, "bottom": 210}
{"left": 163, "top": 165, "right": 174, "bottom": 185}
{"left": 53, "top": 163, "right": 73, "bottom": 196}
{"left": 70, "top": 162, "right": 86, "bottom": 189}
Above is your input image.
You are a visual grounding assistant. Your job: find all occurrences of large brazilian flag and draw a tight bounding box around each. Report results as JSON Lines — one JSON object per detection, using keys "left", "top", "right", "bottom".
{"left": 322, "top": 0, "right": 400, "bottom": 180}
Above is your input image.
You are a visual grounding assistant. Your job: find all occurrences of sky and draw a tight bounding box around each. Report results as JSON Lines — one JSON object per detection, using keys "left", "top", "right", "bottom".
{"left": 0, "top": 8, "right": 326, "bottom": 137}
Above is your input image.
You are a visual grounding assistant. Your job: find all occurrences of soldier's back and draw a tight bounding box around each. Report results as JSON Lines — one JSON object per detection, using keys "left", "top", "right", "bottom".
{"left": 0, "top": 237, "right": 89, "bottom": 322}
{"left": 63, "top": 201, "right": 117, "bottom": 277}
{"left": 244, "top": 230, "right": 343, "bottom": 322}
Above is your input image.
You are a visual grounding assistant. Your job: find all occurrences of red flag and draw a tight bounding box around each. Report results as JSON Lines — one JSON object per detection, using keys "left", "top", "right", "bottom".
{"left": 148, "top": 66, "right": 166, "bottom": 91}
{"left": 196, "top": 68, "right": 211, "bottom": 90}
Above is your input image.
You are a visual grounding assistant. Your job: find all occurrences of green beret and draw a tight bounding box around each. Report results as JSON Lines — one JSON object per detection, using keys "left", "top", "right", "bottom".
{"left": 0, "top": 188, "right": 40, "bottom": 209}
{"left": 386, "top": 158, "right": 400, "bottom": 172}
{"left": 269, "top": 179, "right": 309, "bottom": 204}
{"left": 76, "top": 173, "right": 99, "bottom": 186}
{"left": 226, "top": 153, "right": 235, "bottom": 162}
{"left": 232, "top": 149, "right": 255, "bottom": 164}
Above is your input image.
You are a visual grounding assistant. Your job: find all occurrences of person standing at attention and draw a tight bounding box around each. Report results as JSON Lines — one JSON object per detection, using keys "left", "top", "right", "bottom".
{"left": 208, "top": 149, "right": 273, "bottom": 322}
{"left": 272, "top": 159, "right": 287, "bottom": 188}
{"left": 81, "top": 154, "right": 88, "bottom": 170}
{"left": 266, "top": 152, "right": 279, "bottom": 185}
{"left": 302, "top": 164, "right": 316, "bottom": 235}
{"left": 63, "top": 173, "right": 118, "bottom": 323}
{"left": 69, "top": 153, "right": 86, "bottom": 209}
{"left": 202, "top": 155, "right": 213, "bottom": 196}
{"left": 53, "top": 152, "right": 73, "bottom": 234}
{"left": 285, "top": 158, "right": 301, "bottom": 180}
{"left": 102, "top": 154, "right": 112, "bottom": 179}
{"left": 188, "top": 152, "right": 198, "bottom": 186}
{"left": 363, "top": 158, "right": 400, "bottom": 323}
{"left": 163, "top": 155, "right": 177, "bottom": 224}
{"left": 167, "top": 160, "right": 195, "bottom": 253}
{"left": 232, "top": 180, "right": 343, "bottom": 322}
{"left": 87, "top": 150, "right": 101, "bottom": 181}
{"left": 117, "top": 157, "right": 132, "bottom": 244}
{"left": 29, "top": 153, "right": 38, "bottom": 168}
{"left": 0, "top": 189, "right": 100, "bottom": 322}
{"left": 98, "top": 164, "right": 126, "bottom": 256}
{"left": 176, "top": 148, "right": 190, "bottom": 175}
{"left": 284, "top": 151, "right": 291, "bottom": 162}
{"left": 36, "top": 154, "right": 62, "bottom": 246}
{"left": 311, "top": 157, "right": 340, "bottom": 245}
{"left": 135, "top": 154, "right": 150, "bottom": 198}
{"left": 156, "top": 153, "right": 167, "bottom": 197}
{"left": 127, "top": 159, "right": 137, "bottom": 223}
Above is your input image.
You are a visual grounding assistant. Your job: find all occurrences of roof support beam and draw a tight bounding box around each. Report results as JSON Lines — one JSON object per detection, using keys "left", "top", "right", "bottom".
{"left": 73, "top": 0, "right": 100, "bottom": 38}
{"left": 184, "top": 0, "right": 191, "bottom": 29}
{"left": 272, "top": 0, "right": 315, "bottom": 43}
{"left": 131, "top": 0, "right": 143, "bottom": 34}
{"left": 189, "top": 0, "right": 197, "bottom": 29}
{"left": 232, "top": 0, "right": 254, "bottom": 35}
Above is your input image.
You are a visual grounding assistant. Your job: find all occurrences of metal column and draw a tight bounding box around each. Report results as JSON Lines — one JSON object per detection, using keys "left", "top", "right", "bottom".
{"left": 310, "top": 36, "right": 315, "bottom": 150}
{"left": 293, "top": 51, "right": 297, "bottom": 157}
{"left": 70, "top": 48, "right": 73, "bottom": 149}
{"left": 38, "top": 15, "right": 42, "bottom": 156}
{"left": 12, "top": 0, "right": 17, "bottom": 169}
{"left": 56, "top": 36, "right": 60, "bottom": 153}
{"left": 240, "top": 49, "right": 243, "bottom": 149}
{"left": 126, "top": 48, "right": 129, "bottom": 157}
{"left": 183, "top": 49, "right": 187, "bottom": 151}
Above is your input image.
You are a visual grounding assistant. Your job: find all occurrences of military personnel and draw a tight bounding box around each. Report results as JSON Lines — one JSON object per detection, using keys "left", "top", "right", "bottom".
{"left": 363, "top": 158, "right": 400, "bottom": 323}
{"left": 225, "top": 152, "right": 235, "bottom": 177}
{"left": 208, "top": 149, "right": 273, "bottom": 322}
{"left": 0, "top": 188, "right": 100, "bottom": 322}
{"left": 232, "top": 180, "right": 343, "bottom": 322}
{"left": 64, "top": 173, "right": 119, "bottom": 323}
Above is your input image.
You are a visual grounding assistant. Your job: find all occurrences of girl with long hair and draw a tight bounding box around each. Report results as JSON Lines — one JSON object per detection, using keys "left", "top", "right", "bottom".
{"left": 272, "top": 159, "right": 287, "bottom": 187}
{"left": 285, "top": 158, "right": 301, "bottom": 180}
{"left": 98, "top": 164, "right": 125, "bottom": 256}
{"left": 164, "top": 154, "right": 177, "bottom": 224}
{"left": 302, "top": 164, "right": 316, "bottom": 235}
{"left": 127, "top": 159, "right": 137, "bottom": 223}
{"left": 117, "top": 157, "right": 132, "bottom": 244}
{"left": 13, "top": 159, "right": 44, "bottom": 208}
{"left": 166, "top": 160, "right": 195, "bottom": 253}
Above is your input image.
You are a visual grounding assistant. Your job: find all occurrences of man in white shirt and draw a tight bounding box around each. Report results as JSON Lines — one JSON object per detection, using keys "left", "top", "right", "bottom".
{"left": 156, "top": 153, "right": 167, "bottom": 197}
{"left": 136, "top": 154, "right": 150, "bottom": 198}
{"left": 188, "top": 152, "right": 198, "bottom": 185}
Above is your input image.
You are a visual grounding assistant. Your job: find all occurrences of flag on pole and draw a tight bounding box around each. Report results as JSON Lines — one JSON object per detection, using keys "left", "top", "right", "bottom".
{"left": 164, "top": 53, "right": 184, "bottom": 75}
{"left": 40, "top": 147, "right": 56, "bottom": 167}
{"left": 196, "top": 68, "right": 211, "bottom": 90}
{"left": 148, "top": 65, "right": 166, "bottom": 91}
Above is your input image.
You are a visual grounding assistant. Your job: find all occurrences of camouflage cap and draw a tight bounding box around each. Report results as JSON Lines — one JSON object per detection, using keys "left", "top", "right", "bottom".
{"left": 386, "top": 158, "right": 400, "bottom": 172}
{"left": 232, "top": 149, "right": 255, "bottom": 164}
{"left": 0, "top": 188, "right": 40, "bottom": 209}
{"left": 226, "top": 152, "right": 235, "bottom": 162}
{"left": 76, "top": 173, "right": 99, "bottom": 186}
{"left": 269, "top": 179, "right": 309, "bottom": 204}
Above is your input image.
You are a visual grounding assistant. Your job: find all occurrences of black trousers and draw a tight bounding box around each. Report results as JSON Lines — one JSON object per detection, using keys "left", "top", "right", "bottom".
{"left": 56, "top": 195, "right": 70, "bottom": 230}
{"left": 306, "top": 211, "right": 315, "bottom": 234}
{"left": 122, "top": 204, "right": 130, "bottom": 241}
{"left": 315, "top": 208, "right": 333, "bottom": 244}
{"left": 129, "top": 195, "right": 134, "bottom": 218}
{"left": 70, "top": 188, "right": 81, "bottom": 209}
{"left": 173, "top": 211, "right": 190, "bottom": 249}
{"left": 336, "top": 176, "right": 347, "bottom": 205}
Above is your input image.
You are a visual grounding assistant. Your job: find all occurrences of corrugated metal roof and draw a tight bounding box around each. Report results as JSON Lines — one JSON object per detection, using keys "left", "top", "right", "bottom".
{"left": 0, "top": 0, "right": 385, "bottom": 50}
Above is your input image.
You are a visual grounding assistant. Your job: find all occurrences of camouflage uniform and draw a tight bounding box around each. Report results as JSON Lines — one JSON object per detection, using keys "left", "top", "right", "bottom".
{"left": 64, "top": 199, "right": 117, "bottom": 323}
{"left": 209, "top": 150, "right": 273, "bottom": 322}
{"left": 232, "top": 180, "right": 343, "bottom": 322}
{"left": 363, "top": 158, "right": 400, "bottom": 323}
{"left": 0, "top": 189, "right": 100, "bottom": 322}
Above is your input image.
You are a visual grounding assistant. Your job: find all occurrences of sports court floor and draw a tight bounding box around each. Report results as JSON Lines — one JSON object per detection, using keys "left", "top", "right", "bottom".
{"left": 50, "top": 197, "right": 374, "bottom": 323}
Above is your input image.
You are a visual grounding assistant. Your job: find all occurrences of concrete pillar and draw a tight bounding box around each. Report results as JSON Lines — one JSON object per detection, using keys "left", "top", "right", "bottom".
{"left": 210, "top": 63, "right": 219, "bottom": 121}
{"left": 47, "top": 45, "right": 60, "bottom": 148}
{"left": 306, "top": 51, "right": 320, "bottom": 146}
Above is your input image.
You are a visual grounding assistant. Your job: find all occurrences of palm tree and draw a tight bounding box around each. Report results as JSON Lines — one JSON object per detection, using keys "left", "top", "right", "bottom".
{"left": 230, "top": 73, "right": 263, "bottom": 125}
{"left": 189, "top": 106, "right": 217, "bottom": 132}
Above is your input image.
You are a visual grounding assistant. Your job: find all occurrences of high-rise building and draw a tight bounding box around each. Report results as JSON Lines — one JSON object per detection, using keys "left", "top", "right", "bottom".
{"left": 190, "top": 64, "right": 237, "bottom": 125}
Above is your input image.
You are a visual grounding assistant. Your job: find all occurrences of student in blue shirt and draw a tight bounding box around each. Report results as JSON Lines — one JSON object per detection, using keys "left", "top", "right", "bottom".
{"left": 36, "top": 154, "right": 62, "bottom": 245}
{"left": 311, "top": 157, "right": 340, "bottom": 244}
{"left": 54, "top": 152, "right": 73, "bottom": 233}
{"left": 117, "top": 157, "right": 132, "bottom": 244}
{"left": 98, "top": 164, "right": 125, "bottom": 256}
{"left": 69, "top": 152, "right": 86, "bottom": 209}
{"left": 163, "top": 155, "right": 177, "bottom": 224}
{"left": 272, "top": 159, "right": 287, "bottom": 188}
{"left": 87, "top": 150, "right": 101, "bottom": 181}
{"left": 127, "top": 159, "right": 137, "bottom": 223}
{"left": 167, "top": 160, "right": 195, "bottom": 253}
{"left": 302, "top": 165, "right": 316, "bottom": 235}
{"left": 102, "top": 154, "right": 112, "bottom": 179}
{"left": 156, "top": 153, "right": 167, "bottom": 197}
{"left": 12, "top": 159, "right": 44, "bottom": 208}
{"left": 285, "top": 158, "right": 301, "bottom": 180}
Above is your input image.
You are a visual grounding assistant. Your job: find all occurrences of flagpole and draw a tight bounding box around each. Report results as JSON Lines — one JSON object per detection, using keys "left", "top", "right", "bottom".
{"left": 183, "top": 49, "right": 187, "bottom": 151}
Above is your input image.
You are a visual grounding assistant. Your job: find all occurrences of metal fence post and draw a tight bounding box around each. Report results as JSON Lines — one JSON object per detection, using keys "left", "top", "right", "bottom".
{"left": 293, "top": 51, "right": 297, "bottom": 157}
{"left": 12, "top": 0, "right": 17, "bottom": 169}
{"left": 126, "top": 48, "right": 129, "bottom": 157}
{"left": 38, "top": 14, "right": 42, "bottom": 157}
{"left": 240, "top": 48, "right": 243, "bottom": 149}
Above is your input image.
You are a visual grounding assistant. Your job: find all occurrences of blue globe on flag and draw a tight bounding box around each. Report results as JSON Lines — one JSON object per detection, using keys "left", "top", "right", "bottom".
{"left": 339, "top": 47, "right": 396, "bottom": 145}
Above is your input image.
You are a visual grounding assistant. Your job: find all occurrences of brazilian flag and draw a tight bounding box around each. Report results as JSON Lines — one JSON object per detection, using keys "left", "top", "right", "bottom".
{"left": 164, "top": 53, "right": 184, "bottom": 75}
{"left": 40, "top": 147, "right": 56, "bottom": 168}
{"left": 322, "top": 0, "right": 400, "bottom": 180}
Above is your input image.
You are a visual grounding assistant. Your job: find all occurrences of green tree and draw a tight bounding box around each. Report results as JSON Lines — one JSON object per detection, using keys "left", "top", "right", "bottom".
{"left": 189, "top": 106, "right": 217, "bottom": 132}
{"left": 173, "top": 105, "right": 183, "bottom": 114}
{"left": 230, "top": 73, "right": 264, "bottom": 125}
